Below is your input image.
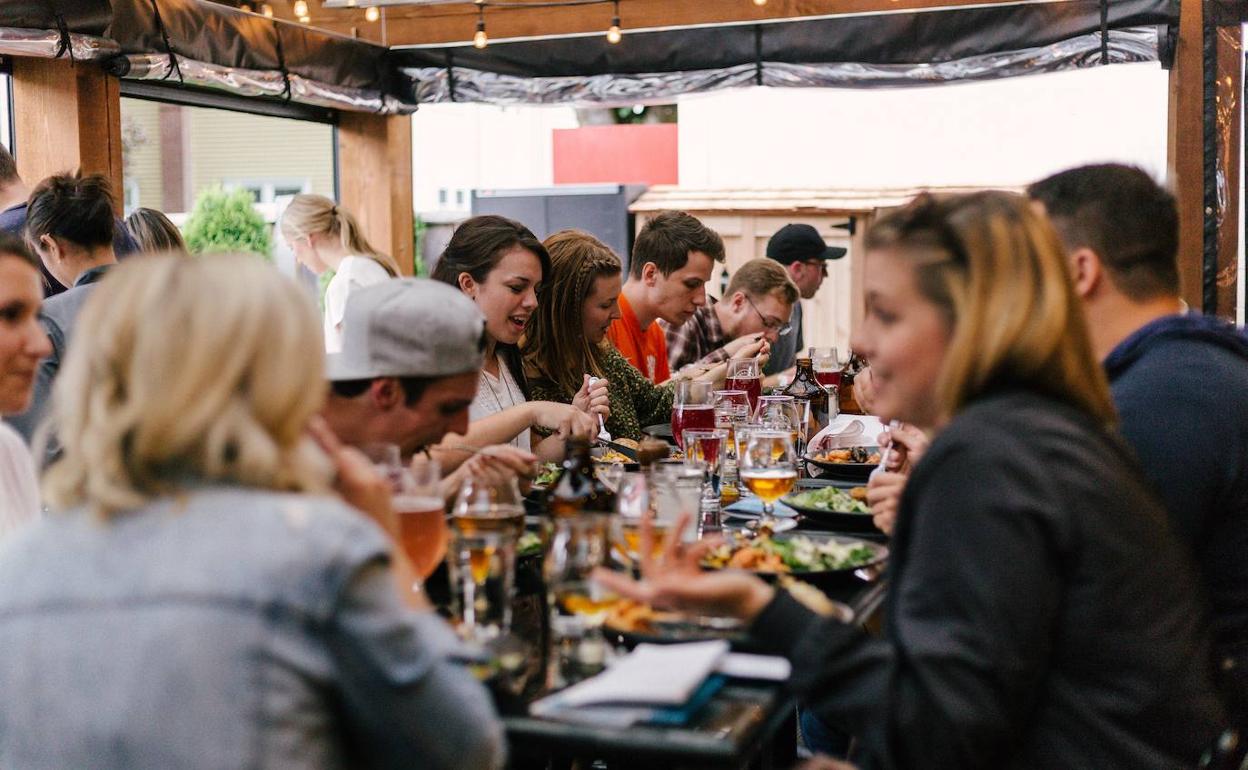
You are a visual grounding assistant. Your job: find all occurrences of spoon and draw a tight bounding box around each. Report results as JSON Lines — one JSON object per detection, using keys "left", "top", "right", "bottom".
{"left": 587, "top": 375, "right": 611, "bottom": 442}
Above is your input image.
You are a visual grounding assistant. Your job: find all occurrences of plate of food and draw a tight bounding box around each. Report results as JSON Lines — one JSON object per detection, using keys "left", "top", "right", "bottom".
{"left": 702, "top": 529, "right": 887, "bottom": 589}
{"left": 782, "top": 482, "right": 879, "bottom": 532}
{"left": 603, "top": 598, "right": 748, "bottom": 648}
{"left": 803, "top": 446, "right": 881, "bottom": 481}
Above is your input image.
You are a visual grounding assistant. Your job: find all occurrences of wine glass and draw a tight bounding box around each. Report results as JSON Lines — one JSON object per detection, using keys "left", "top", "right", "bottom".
{"left": 671, "top": 379, "right": 714, "bottom": 451}
{"left": 448, "top": 475, "right": 524, "bottom": 642}
{"left": 683, "top": 428, "right": 728, "bottom": 532}
{"left": 738, "top": 430, "right": 798, "bottom": 533}
{"left": 809, "top": 347, "right": 843, "bottom": 391}
{"left": 755, "top": 394, "right": 807, "bottom": 455}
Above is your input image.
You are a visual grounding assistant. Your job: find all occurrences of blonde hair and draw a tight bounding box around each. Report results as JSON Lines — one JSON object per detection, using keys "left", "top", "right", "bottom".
{"left": 42, "top": 253, "right": 333, "bottom": 514}
{"left": 522, "top": 229, "right": 622, "bottom": 398}
{"left": 124, "top": 207, "right": 188, "bottom": 256}
{"left": 866, "top": 191, "right": 1116, "bottom": 426}
{"left": 280, "top": 194, "right": 400, "bottom": 277}
{"left": 725, "top": 258, "right": 799, "bottom": 306}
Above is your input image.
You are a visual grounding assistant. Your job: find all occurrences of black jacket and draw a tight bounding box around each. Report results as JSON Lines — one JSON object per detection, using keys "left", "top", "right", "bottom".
{"left": 750, "top": 389, "right": 1224, "bottom": 769}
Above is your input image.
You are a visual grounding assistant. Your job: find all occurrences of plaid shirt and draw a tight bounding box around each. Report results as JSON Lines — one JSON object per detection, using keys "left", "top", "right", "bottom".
{"left": 661, "top": 297, "right": 731, "bottom": 373}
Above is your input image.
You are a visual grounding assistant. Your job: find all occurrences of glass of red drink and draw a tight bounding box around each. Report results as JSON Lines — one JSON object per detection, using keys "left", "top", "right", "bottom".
{"left": 725, "top": 359, "right": 762, "bottom": 413}
{"left": 809, "top": 347, "right": 843, "bottom": 391}
{"left": 671, "top": 380, "right": 714, "bottom": 450}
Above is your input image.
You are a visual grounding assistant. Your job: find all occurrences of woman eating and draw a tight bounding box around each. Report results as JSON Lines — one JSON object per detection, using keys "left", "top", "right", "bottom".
{"left": 523, "top": 229, "right": 675, "bottom": 442}
{"left": 597, "top": 191, "right": 1223, "bottom": 767}
{"left": 431, "top": 215, "right": 603, "bottom": 464}
{"left": 0, "top": 254, "right": 504, "bottom": 769}
{"left": 280, "top": 194, "right": 400, "bottom": 353}
{"left": 0, "top": 233, "right": 51, "bottom": 539}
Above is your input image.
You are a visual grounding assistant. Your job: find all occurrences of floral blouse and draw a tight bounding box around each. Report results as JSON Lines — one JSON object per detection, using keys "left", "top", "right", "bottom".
{"left": 528, "top": 346, "right": 674, "bottom": 441}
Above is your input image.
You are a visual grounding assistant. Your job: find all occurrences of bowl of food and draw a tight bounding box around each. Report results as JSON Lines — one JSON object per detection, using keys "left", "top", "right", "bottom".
{"left": 782, "top": 482, "right": 879, "bottom": 533}
{"left": 803, "top": 446, "right": 881, "bottom": 481}
{"left": 702, "top": 529, "right": 886, "bottom": 589}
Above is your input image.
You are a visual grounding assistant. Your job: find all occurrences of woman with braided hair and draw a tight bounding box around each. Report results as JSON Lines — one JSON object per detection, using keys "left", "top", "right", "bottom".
{"left": 523, "top": 229, "right": 673, "bottom": 441}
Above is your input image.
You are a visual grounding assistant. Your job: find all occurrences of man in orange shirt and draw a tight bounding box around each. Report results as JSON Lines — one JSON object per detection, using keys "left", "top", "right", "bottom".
{"left": 608, "top": 211, "right": 725, "bottom": 383}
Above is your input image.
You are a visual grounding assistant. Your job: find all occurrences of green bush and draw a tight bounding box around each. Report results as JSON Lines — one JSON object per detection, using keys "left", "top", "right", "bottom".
{"left": 183, "top": 187, "right": 273, "bottom": 260}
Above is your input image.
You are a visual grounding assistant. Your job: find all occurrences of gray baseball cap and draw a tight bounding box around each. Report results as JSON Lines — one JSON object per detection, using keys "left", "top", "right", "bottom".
{"left": 326, "top": 278, "right": 486, "bottom": 382}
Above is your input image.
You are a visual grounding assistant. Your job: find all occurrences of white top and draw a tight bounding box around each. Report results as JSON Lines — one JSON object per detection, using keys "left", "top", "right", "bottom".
{"left": 468, "top": 355, "right": 531, "bottom": 452}
{"left": 0, "top": 422, "right": 40, "bottom": 541}
{"left": 323, "top": 256, "right": 393, "bottom": 353}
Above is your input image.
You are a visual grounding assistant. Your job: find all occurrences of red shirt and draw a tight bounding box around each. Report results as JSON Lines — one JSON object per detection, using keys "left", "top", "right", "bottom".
{"left": 607, "top": 292, "right": 671, "bottom": 384}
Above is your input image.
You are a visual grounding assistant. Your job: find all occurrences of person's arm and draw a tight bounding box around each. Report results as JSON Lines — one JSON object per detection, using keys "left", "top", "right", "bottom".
{"left": 432, "top": 401, "right": 584, "bottom": 472}
{"left": 613, "top": 351, "right": 674, "bottom": 430}
{"left": 328, "top": 559, "right": 506, "bottom": 770}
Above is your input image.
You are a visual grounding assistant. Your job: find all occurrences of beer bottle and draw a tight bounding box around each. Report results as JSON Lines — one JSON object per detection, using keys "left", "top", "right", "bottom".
{"left": 782, "top": 357, "right": 834, "bottom": 435}
{"left": 545, "top": 437, "right": 617, "bottom": 516}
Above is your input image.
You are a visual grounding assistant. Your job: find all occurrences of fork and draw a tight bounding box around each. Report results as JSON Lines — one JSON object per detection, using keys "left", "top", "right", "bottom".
{"left": 587, "top": 375, "right": 611, "bottom": 442}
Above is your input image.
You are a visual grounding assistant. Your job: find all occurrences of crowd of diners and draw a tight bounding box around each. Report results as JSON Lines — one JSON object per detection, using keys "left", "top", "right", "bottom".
{"left": 0, "top": 138, "right": 1241, "bottom": 769}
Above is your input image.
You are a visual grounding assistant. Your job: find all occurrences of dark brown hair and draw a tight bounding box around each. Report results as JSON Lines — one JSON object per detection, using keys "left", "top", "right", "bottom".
{"left": 0, "top": 146, "right": 19, "bottom": 185}
{"left": 630, "top": 210, "right": 725, "bottom": 279}
{"left": 431, "top": 215, "right": 550, "bottom": 287}
{"left": 0, "top": 231, "right": 38, "bottom": 269}
{"left": 25, "top": 172, "right": 115, "bottom": 251}
{"left": 1027, "top": 164, "right": 1179, "bottom": 301}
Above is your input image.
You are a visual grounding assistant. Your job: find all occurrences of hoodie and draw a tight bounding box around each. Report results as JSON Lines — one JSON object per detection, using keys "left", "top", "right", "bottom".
{"left": 1104, "top": 313, "right": 1248, "bottom": 697}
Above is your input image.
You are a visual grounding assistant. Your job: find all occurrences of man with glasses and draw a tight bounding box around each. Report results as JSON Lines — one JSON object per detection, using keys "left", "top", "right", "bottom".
{"left": 763, "top": 223, "right": 847, "bottom": 378}
{"left": 662, "top": 257, "right": 799, "bottom": 373}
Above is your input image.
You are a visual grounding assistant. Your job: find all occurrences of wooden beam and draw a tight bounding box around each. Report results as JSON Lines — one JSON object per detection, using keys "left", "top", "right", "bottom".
{"left": 308, "top": 0, "right": 1016, "bottom": 47}
{"left": 337, "top": 113, "right": 415, "bottom": 274}
{"left": 10, "top": 57, "right": 124, "bottom": 214}
{"left": 1211, "top": 21, "right": 1242, "bottom": 319}
{"left": 1168, "top": 0, "right": 1203, "bottom": 310}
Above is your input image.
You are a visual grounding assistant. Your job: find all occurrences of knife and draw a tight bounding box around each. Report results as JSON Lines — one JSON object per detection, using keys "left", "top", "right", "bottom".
{"left": 595, "top": 438, "right": 639, "bottom": 461}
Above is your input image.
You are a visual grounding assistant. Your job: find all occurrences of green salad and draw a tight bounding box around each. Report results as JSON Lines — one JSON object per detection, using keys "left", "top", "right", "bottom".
{"left": 518, "top": 532, "right": 543, "bottom": 557}
{"left": 784, "top": 485, "right": 871, "bottom": 514}
{"left": 776, "top": 536, "right": 877, "bottom": 572}
{"left": 533, "top": 463, "right": 561, "bottom": 487}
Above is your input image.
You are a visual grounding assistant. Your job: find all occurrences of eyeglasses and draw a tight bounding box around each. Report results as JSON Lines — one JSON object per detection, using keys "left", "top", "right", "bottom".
{"left": 744, "top": 294, "right": 793, "bottom": 337}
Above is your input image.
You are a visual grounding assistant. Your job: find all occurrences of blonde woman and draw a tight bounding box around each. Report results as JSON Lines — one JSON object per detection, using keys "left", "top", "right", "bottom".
{"left": 523, "top": 229, "right": 673, "bottom": 441}
{"left": 280, "top": 194, "right": 400, "bottom": 353}
{"left": 0, "top": 254, "right": 503, "bottom": 769}
{"left": 123, "top": 207, "right": 187, "bottom": 255}
{"left": 598, "top": 192, "right": 1222, "bottom": 767}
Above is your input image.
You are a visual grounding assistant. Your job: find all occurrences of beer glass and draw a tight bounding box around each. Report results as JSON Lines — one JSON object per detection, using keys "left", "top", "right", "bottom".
{"left": 448, "top": 476, "right": 523, "bottom": 642}
{"left": 739, "top": 430, "right": 798, "bottom": 532}
{"left": 392, "top": 460, "right": 447, "bottom": 585}
{"left": 545, "top": 514, "right": 615, "bottom": 686}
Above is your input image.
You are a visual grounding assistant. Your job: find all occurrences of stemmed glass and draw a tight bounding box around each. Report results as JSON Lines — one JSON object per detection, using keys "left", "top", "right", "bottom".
{"left": 809, "top": 346, "right": 843, "bottom": 391}
{"left": 738, "top": 430, "right": 799, "bottom": 533}
{"left": 725, "top": 358, "right": 762, "bottom": 414}
{"left": 545, "top": 514, "right": 616, "bottom": 685}
{"left": 448, "top": 475, "right": 524, "bottom": 642}
{"left": 755, "top": 394, "right": 808, "bottom": 456}
{"left": 671, "top": 379, "right": 714, "bottom": 451}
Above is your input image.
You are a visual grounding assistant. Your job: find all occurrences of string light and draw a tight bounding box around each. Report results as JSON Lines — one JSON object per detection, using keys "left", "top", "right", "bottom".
{"left": 261, "top": 3, "right": 273, "bottom": 16}
{"left": 753, "top": 0, "right": 767, "bottom": 6}
{"left": 606, "top": 0, "right": 621, "bottom": 43}
{"left": 298, "top": 14, "right": 310, "bottom": 22}
{"left": 292, "top": 0, "right": 308, "bottom": 16}
{"left": 473, "top": 7, "right": 488, "bottom": 48}
{"left": 364, "top": 5, "right": 380, "bottom": 21}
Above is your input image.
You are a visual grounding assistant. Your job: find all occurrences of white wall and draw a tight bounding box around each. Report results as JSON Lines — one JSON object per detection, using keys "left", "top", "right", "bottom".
{"left": 678, "top": 63, "right": 1170, "bottom": 190}
{"left": 411, "top": 103, "right": 578, "bottom": 214}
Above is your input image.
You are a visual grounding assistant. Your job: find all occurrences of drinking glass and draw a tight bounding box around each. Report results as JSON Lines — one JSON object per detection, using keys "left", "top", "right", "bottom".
{"left": 651, "top": 459, "right": 705, "bottom": 540}
{"left": 545, "top": 514, "right": 616, "bottom": 686}
{"left": 448, "top": 476, "right": 524, "bottom": 642}
{"left": 739, "top": 430, "right": 798, "bottom": 532}
{"left": 671, "top": 379, "right": 714, "bottom": 451}
{"left": 612, "top": 471, "right": 653, "bottom": 566}
{"left": 392, "top": 460, "right": 448, "bottom": 586}
{"left": 361, "top": 442, "right": 403, "bottom": 486}
{"left": 683, "top": 428, "right": 728, "bottom": 531}
{"left": 724, "top": 358, "right": 762, "bottom": 413}
{"left": 755, "top": 394, "right": 807, "bottom": 455}
{"left": 809, "top": 346, "right": 843, "bottom": 391}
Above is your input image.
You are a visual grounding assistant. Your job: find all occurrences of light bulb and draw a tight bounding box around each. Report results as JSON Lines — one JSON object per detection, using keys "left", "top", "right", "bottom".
{"left": 473, "top": 28, "right": 488, "bottom": 48}
{"left": 753, "top": 0, "right": 767, "bottom": 6}
{"left": 292, "top": 0, "right": 308, "bottom": 16}
{"left": 261, "top": 3, "right": 273, "bottom": 16}
{"left": 345, "top": 0, "right": 356, "bottom": 5}
{"left": 240, "top": 3, "right": 253, "bottom": 12}
{"left": 607, "top": 24, "right": 622, "bottom": 44}
{"left": 298, "top": 14, "right": 310, "bottom": 22}
{"left": 364, "top": 5, "right": 380, "bottom": 21}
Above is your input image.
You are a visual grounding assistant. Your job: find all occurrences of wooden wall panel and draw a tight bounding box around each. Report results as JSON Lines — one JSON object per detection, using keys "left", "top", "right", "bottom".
{"left": 338, "top": 112, "right": 415, "bottom": 274}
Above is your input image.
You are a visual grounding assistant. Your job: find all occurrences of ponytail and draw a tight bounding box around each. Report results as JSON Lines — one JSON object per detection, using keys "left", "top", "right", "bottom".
{"left": 280, "top": 194, "right": 401, "bottom": 277}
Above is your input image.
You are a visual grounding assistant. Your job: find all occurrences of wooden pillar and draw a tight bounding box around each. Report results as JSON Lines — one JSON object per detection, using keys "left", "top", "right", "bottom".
{"left": 1210, "top": 19, "right": 1243, "bottom": 320}
{"left": 1168, "top": 0, "right": 1204, "bottom": 311}
{"left": 10, "top": 57, "right": 123, "bottom": 214}
{"left": 337, "top": 113, "right": 415, "bottom": 275}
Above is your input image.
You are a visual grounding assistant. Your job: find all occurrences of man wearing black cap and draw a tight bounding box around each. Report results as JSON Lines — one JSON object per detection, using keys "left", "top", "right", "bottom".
{"left": 764, "top": 223, "right": 847, "bottom": 376}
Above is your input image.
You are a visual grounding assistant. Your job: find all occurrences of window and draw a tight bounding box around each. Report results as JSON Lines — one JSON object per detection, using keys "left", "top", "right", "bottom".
{"left": 0, "top": 72, "right": 10, "bottom": 152}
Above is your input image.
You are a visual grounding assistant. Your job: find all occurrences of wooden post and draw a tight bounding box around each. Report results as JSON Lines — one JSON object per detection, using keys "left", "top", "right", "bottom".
{"left": 1168, "top": 0, "right": 1204, "bottom": 310}
{"left": 10, "top": 57, "right": 123, "bottom": 213}
{"left": 337, "top": 113, "right": 415, "bottom": 275}
{"left": 1210, "top": 9, "right": 1243, "bottom": 320}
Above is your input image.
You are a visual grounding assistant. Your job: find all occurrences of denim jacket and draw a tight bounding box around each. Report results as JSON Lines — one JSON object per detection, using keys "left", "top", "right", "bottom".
{"left": 0, "top": 486, "right": 505, "bottom": 769}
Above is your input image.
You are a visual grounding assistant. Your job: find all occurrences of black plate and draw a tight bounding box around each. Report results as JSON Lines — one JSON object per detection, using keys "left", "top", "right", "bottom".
{"left": 705, "top": 532, "right": 888, "bottom": 590}
{"left": 604, "top": 613, "right": 749, "bottom": 649}
{"left": 803, "top": 446, "right": 880, "bottom": 482}
{"left": 783, "top": 480, "right": 880, "bottom": 533}
{"left": 642, "top": 423, "right": 676, "bottom": 444}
